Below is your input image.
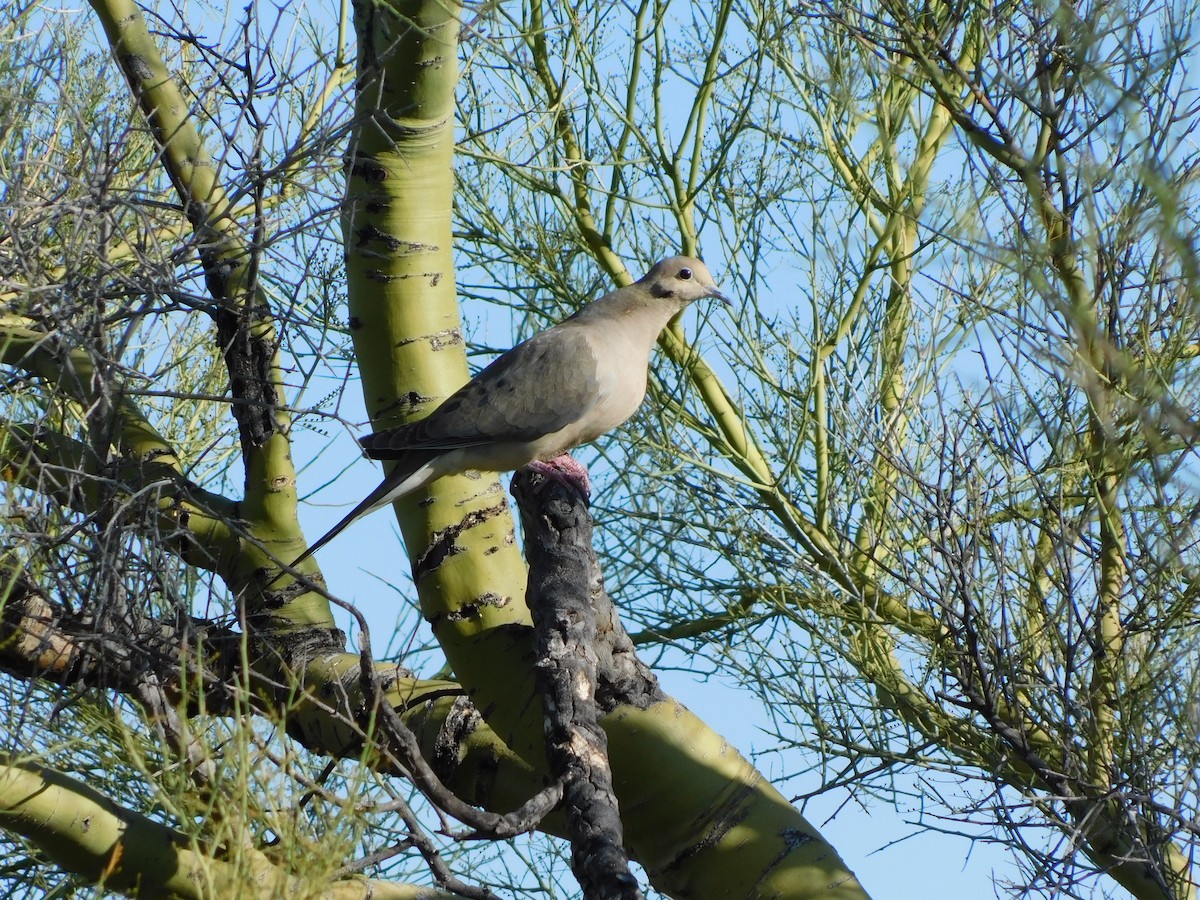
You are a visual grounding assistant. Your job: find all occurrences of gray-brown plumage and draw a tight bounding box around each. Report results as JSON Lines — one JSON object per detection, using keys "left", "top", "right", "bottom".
{"left": 293, "top": 256, "right": 729, "bottom": 566}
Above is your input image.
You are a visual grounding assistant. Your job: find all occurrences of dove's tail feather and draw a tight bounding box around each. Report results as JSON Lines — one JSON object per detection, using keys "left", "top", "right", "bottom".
{"left": 289, "top": 457, "right": 439, "bottom": 570}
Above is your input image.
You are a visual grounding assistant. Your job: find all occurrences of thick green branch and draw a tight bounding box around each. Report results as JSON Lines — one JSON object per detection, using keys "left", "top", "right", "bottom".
{"left": 0, "top": 758, "right": 448, "bottom": 899}
{"left": 86, "top": 0, "right": 311, "bottom": 618}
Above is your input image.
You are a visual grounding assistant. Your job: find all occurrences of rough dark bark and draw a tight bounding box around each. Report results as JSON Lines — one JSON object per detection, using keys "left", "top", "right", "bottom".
{"left": 512, "top": 469, "right": 644, "bottom": 900}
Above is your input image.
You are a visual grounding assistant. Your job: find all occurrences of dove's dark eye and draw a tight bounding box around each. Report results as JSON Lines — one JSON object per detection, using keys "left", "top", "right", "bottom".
{"left": 679, "top": 267, "right": 693, "bottom": 280}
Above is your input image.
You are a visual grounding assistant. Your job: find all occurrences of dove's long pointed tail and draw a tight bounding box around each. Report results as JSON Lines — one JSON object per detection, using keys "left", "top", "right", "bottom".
{"left": 288, "top": 459, "right": 439, "bottom": 571}
{"left": 288, "top": 478, "right": 396, "bottom": 570}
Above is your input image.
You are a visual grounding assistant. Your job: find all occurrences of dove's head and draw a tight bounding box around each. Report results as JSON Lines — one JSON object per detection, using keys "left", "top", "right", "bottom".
{"left": 640, "top": 256, "right": 732, "bottom": 308}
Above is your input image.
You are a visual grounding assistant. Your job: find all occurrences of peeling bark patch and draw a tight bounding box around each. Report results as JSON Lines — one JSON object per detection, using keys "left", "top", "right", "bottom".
{"left": 387, "top": 271, "right": 443, "bottom": 286}
{"left": 444, "top": 592, "right": 510, "bottom": 622}
{"left": 247, "top": 628, "right": 346, "bottom": 679}
{"left": 352, "top": 225, "right": 433, "bottom": 256}
{"left": 122, "top": 53, "right": 154, "bottom": 81}
{"left": 397, "top": 327, "right": 462, "bottom": 350}
{"left": 444, "top": 604, "right": 479, "bottom": 623}
{"left": 412, "top": 502, "right": 508, "bottom": 582}
{"left": 348, "top": 157, "right": 387, "bottom": 183}
{"left": 261, "top": 578, "right": 319, "bottom": 614}
{"left": 374, "top": 391, "right": 430, "bottom": 418}
{"left": 397, "top": 390, "right": 431, "bottom": 413}
{"left": 432, "top": 695, "right": 482, "bottom": 781}
{"left": 364, "top": 270, "right": 440, "bottom": 283}
{"left": 668, "top": 788, "right": 754, "bottom": 870}
{"left": 141, "top": 448, "right": 174, "bottom": 464}
{"left": 374, "top": 666, "right": 401, "bottom": 695}
{"left": 452, "top": 479, "right": 507, "bottom": 509}
{"left": 744, "top": 827, "right": 826, "bottom": 898}
{"left": 780, "top": 826, "right": 815, "bottom": 849}
{"left": 476, "top": 591, "right": 510, "bottom": 609}
{"left": 398, "top": 240, "right": 435, "bottom": 254}
{"left": 354, "top": 224, "right": 403, "bottom": 251}
{"left": 214, "top": 306, "right": 280, "bottom": 448}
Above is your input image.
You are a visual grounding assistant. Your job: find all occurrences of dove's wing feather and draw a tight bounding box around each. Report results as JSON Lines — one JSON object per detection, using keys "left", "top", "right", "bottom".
{"left": 359, "top": 324, "right": 605, "bottom": 459}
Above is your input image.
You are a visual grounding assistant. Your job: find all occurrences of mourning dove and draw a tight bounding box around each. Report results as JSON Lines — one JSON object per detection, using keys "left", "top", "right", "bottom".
{"left": 293, "top": 256, "right": 729, "bottom": 567}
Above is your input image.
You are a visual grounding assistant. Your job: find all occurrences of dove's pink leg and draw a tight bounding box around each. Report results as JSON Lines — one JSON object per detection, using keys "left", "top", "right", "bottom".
{"left": 526, "top": 454, "right": 592, "bottom": 496}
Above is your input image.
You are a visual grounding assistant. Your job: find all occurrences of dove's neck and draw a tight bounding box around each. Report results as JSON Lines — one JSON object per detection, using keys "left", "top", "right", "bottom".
{"left": 572, "top": 289, "right": 684, "bottom": 350}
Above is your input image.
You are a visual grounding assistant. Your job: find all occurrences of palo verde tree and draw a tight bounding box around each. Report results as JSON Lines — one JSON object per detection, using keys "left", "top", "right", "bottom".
{"left": 2, "top": 0, "right": 861, "bottom": 896}
{"left": 1, "top": 0, "right": 1199, "bottom": 899}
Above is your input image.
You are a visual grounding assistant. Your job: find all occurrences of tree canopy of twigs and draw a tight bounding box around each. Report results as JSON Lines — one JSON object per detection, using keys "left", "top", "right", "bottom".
{"left": 1, "top": 0, "right": 1198, "bottom": 898}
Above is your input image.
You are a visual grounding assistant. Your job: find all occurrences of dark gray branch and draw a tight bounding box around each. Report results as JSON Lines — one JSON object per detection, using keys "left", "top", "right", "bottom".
{"left": 512, "top": 468, "right": 644, "bottom": 900}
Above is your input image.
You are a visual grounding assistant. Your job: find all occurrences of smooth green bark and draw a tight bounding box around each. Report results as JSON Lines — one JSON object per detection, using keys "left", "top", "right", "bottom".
{"left": 0, "top": 758, "right": 447, "bottom": 899}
